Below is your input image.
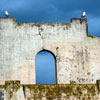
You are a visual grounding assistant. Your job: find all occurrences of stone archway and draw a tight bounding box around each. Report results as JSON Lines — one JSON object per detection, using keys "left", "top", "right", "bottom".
{"left": 35, "top": 50, "right": 56, "bottom": 84}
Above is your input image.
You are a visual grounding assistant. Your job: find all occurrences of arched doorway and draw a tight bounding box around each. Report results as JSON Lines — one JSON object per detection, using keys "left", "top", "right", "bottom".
{"left": 35, "top": 50, "right": 56, "bottom": 84}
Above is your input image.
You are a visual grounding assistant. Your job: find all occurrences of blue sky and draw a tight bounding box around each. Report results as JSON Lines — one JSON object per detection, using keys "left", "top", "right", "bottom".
{"left": 35, "top": 51, "right": 56, "bottom": 84}
{"left": 0, "top": 0, "right": 100, "bottom": 36}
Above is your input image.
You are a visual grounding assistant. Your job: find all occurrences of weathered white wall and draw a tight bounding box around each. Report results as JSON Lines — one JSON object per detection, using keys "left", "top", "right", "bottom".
{"left": 0, "top": 17, "right": 100, "bottom": 84}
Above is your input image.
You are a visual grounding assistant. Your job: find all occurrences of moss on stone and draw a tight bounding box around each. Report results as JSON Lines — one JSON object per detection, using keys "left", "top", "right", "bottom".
{"left": 4, "top": 81, "right": 20, "bottom": 99}
{"left": 0, "top": 82, "right": 99, "bottom": 100}
{"left": 12, "top": 18, "right": 16, "bottom": 23}
{"left": 83, "top": 85, "right": 96, "bottom": 95}
{"left": 16, "top": 22, "right": 23, "bottom": 26}
{"left": 0, "top": 85, "right": 5, "bottom": 89}
{"left": 86, "top": 24, "right": 96, "bottom": 38}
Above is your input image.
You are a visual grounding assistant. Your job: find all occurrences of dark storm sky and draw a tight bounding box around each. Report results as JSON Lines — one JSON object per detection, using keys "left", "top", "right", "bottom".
{"left": 0, "top": 0, "right": 100, "bottom": 36}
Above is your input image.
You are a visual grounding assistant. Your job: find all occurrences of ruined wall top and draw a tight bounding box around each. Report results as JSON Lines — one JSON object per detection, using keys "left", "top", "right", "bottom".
{"left": 0, "top": 17, "right": 99, "bottom": 42}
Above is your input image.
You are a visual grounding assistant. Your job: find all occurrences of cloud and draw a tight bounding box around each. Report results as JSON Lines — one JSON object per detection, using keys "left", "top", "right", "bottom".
{"left": 88, "top": 16, "right": 100, "bottom": 36}
{"left": 0, "top": 0, "right": 100, "bottom": 20}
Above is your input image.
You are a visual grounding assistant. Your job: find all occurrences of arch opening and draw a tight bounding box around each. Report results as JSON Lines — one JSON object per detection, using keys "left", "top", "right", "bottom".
{"left": 35, "top": 50, "right": 56, "bottom": 84}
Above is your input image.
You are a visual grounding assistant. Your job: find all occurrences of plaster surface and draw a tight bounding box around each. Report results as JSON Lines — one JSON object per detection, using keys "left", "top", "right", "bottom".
{"left": 0, "top": 18, "right": 100, "bottom": 84}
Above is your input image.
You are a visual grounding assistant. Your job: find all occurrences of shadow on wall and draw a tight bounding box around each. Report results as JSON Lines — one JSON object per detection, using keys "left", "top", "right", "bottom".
{"left": 35, "top": 50, "right": 56, "bottom": 84}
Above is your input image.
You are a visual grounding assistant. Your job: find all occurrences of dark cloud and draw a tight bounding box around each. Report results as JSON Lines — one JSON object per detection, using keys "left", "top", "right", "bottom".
{"left": 0, "top": 0, "right": 100, "bottom": 36}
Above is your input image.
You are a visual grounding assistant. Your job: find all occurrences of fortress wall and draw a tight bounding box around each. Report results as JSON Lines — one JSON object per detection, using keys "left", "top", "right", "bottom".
{"left": 57, "top": 42, "right": 100, "bottom": 84}
{"left": 0, "top": 18, "right": 100, "bottom": 84}
{"left": 0, "top": 81, "right": 100, "bottom": 100}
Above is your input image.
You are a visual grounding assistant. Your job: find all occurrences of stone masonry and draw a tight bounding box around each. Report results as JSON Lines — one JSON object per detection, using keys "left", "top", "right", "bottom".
{"left": 0, "top": 17, "right": 100, "bottom": 84}
{"left": 0, "top": 17, "right": 100, "bottom": 100}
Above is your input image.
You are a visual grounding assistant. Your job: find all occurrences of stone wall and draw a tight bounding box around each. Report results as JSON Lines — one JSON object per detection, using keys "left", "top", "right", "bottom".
{"left": 0, "top": 81, "right": 100, "bottom": 100}
{"left": 0, "top": 17, "right": 100, "bottom": 84}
